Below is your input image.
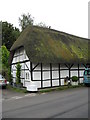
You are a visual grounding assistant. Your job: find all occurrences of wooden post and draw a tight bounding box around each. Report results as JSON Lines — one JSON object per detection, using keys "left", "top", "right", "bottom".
{"left": 78, "top": 64, "right": 80, "bottom": 83}
{"left": 30, "top": 62, "right": 33, "bottom": 80}
{"left": 69, "top": 67, "right": 71, "bottom": 80}
{"left": 65, "top": 64, "right": 73, "bottom": 80}
{"left": 83, "top": 64, "right": 87, "bottom": 68}
{"left": 59, "top": 63, "right": 61, "bottom": 86}
{"left": 24, "top": 62, "right": 25, "bottom": 86}
{"left": 41, "top": 63, "right": 43, "bottom": 88}
{"left": 50, "top": 63, "right": 52, "bottom": 87}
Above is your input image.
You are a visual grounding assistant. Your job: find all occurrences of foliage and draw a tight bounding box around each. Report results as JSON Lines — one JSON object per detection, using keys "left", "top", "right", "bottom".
{"left": 36, "top": 22, "right": 49, "bottom": 28}
{"left": 2, "top": 21, "right": 20, "bottom": 50}
{"left": 0, "top": 21, "right": 2, "bottom": 46}
{"left": 1, "top": 66, "right": 12, "bottom": 83}
{"left": 8, "top": 67, "right": 13, "bottom": 83}
{"left": 72, "top": 76, "right": 78, "bottom": 82}
{"left": 19, "top": 13, "right": 34, "bottom": 31}
{"left": 0, "top": 45, "right": 12, "bottom": 82}
{"left": 7, "top": 85, "right": 27, "bottom": 93}
{"left": 0, "top": 45, "right": 9, "bottom": 67}
{"left": 1, "top": 66, "right": 8, "bottom": 79}
{"left": 16, "top": 63, "right": 21, "bottom": 84}
{"left": 39, "top": 84, "right": 84, "bottom": 93}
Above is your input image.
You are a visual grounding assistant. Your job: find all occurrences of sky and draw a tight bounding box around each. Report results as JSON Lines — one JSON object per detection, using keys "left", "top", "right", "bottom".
{"left": 0, "top": 0, "right": 89, "bottom": 38}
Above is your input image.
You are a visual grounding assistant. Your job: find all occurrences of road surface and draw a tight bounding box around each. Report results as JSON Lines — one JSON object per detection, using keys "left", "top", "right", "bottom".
{"left": 2, "top": 87, "right": 88, "bottom": 118}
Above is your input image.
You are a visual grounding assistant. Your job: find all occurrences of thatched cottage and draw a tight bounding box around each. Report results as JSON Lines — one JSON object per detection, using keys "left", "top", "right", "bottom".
{"left": 9, "top": 26, "right": 89, "bottom": 89}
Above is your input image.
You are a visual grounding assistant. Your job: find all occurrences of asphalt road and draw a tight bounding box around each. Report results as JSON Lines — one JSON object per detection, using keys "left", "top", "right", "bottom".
{"left": 2, "top": 88, "right": 27, "bottom": 100}
{"left": 2, "top": 87, "right": 88, "bottom": 118}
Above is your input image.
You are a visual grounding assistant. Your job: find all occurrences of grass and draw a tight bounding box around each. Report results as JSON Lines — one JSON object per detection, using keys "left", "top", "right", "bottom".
{"left": 38, "top": 84, "right": 85, "bottom": 93}
{"left": 7, "top": 84, "right": 85, "bottom": 94}
{"left": 7, "top": 85, "right": 27, "bottom": 93}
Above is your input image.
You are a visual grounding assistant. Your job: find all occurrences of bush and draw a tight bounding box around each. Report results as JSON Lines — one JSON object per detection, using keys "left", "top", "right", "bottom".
{"left": 72, "top": 76, "right": 78, "bottom": 82}
{"left": 16, "top": 63, "right": 21, "bottom": 84}
{"left": 1, "top": 66, "right": 8, "bottom": 80}
{"left": 8, "top": 67, "right": 13, "bottom": 84}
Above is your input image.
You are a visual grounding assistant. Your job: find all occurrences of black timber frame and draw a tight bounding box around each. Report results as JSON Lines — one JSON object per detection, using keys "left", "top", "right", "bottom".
{"left": 41, "top": 63, "right": 43, "bottom": 88}
{"left": 50, "top": 63, "right": 52, "bottom": 87}
{"left": 30, "top": 63, "right": 88, "bottom": 89}
{"left": 11, "top": 61, "right": 89, "bottom": 89}
{"left": 58, "top": 63, "right": 61, "bottom": 86}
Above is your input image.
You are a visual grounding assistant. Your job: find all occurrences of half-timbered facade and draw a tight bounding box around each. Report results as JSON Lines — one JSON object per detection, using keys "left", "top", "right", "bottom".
{"left": 10, "top": 26, "right": 89, "bottom": 89}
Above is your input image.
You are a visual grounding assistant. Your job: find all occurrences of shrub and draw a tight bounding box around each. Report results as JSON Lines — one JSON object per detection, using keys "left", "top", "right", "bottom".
{"left": 8, "top": 67, "right": 13, "bottom": 84}
{"left": 72, "top": 76, "right": 78, "bottom": 82}
{"left": 16, "top": 63, "right": 21, "bottom": 84}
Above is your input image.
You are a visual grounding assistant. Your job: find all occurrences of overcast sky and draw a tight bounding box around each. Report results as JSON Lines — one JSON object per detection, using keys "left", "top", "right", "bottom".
{"left": 0, "top": 0, "right": 89, "bottom": 38}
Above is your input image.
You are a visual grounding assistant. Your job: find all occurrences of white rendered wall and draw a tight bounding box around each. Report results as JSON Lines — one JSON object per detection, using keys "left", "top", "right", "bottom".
{"left": 11, "top": 47, "right": 31, "bottom": 87}
{"left": 32, "top": 63, "right": 85, "bottom": 89}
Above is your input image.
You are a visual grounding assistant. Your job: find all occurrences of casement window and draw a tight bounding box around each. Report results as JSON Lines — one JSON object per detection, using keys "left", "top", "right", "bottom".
{"left": 26, "top": 73, "right": 29, "bottom": 80}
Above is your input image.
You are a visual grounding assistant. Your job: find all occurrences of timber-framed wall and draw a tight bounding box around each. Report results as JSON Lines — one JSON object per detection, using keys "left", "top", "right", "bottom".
{"left": 30, "top": 62, "right": 88, "bottom": 89}
{"left": 11, "top": 47, "right": 89, "bottom": 89}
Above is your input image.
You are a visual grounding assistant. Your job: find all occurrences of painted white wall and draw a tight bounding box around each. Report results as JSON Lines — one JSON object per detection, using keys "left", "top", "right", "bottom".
{"left": 11, "top": 47, "right": 31, "bottom": 87}
{"left": 32, "top": 64, "right": 85, "bottom": 88}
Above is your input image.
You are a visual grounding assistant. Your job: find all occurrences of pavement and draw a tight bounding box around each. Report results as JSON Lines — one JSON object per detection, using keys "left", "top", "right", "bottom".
{"left": 2, "top": 88, "right": 37, "bottom": 101}
{"left": 1, "top": 87, "right": 89, "bottom": 118}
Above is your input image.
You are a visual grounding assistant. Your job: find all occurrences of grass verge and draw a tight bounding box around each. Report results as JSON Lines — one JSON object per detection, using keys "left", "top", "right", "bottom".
{"left": 7, "top": 85, "right": 27, "bottom": 93}
{"left": 38, "top": 84, "right": 85, "bottom": 93}
{"left": 7, "top": 84, "right": 85, "bottom": 94}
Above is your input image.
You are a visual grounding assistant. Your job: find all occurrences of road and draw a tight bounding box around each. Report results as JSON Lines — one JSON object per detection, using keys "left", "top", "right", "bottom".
{"left": 2, "top": 87, "right": 88, "bottom": 118}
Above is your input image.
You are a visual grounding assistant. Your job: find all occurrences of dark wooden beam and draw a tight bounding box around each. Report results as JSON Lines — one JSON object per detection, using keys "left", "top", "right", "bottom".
{"left": 25, "top": 62, "right": 30, "bottom": 72}
{"left": 65, "top": 64, "right": 73, "bottom": 80}
{"left": 13, "top": 53, "right": 24, "bottom": 58}
{"left": 78, "top": 64, "right": 80, "bottom": 82}
{"left": 69, "top": 67, "right": 71, "bottom": 80}
{"left": 32, "top": 63, "right": 39, "bottom": 71}
{"left": 41, "top": 63, "right": 43, "bottom": 88}
{"left": 30, "top": 62, "right": 33, "bottom": 81}
{"left": 12, "top": 69, "right": 31, "bottom": 71}
{"left": 83, "top": 64, "right": 87, "bottom": 68}
{"left": 65, "top": 64, "right": 69, "bottom": 68}
{"left": 70, "top": 64, "right": 74, "bottom": 68}
{"left": 24, "top": 62, "right": 25, "bottom": 86}
{"left": 11, "top": 60, "right": 30, "bottom": 65}
{"left": 58, "top": 63, "right": 61, "bottom": 86}
{"left": 50, "top": 63, "right": 52, "bottom": 87}
{"left": 65, "top": 63, "right": 74, "bottom": 69}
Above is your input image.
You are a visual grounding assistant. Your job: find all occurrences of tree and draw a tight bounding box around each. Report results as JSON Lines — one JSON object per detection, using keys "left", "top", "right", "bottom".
{"left": 0, "top": 21, "right": 2, "bottom": 46}
{"left": 0, "top": 45, "right": 12, "bottom": 82}
{"left": 16, "top": 63, "right": 21, "bottom": 84}
{"left": 19, "top": 13, "right": 34, "bottom": 31}
{"left": 0, "top": 45, "right": 9, "bottom": 68}
{"left": 2, "top": 22, "right": 20, "bottom": 50}
{"left": 37, "top": 22, "right": 49, "bottom": 28}
{"left": 8, "top": 67, "right": 13, "bottom": 84}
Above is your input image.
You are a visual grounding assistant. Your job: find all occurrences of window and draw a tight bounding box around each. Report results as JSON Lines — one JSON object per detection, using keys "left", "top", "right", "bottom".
{"left": 26, "top": 73, "right": 28, "bottom": 79}
{"left": 15, "top": 57, "right": 17, "bottom": 62}
{"left": 84, "top": 70, "right": 90, "bottom": 75}
{"left": 26, "top": 73, "right": 29, "bottom": 80}
{"left": 12, "top": 65, "right": 14, "bottom": 69}
{"left": 27, "top": 73, "right": 29, "bottom": 79}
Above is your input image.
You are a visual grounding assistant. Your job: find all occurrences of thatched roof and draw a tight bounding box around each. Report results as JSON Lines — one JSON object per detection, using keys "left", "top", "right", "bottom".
{"left": 10, "top": 26, "right": 89, "bottom": 64}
